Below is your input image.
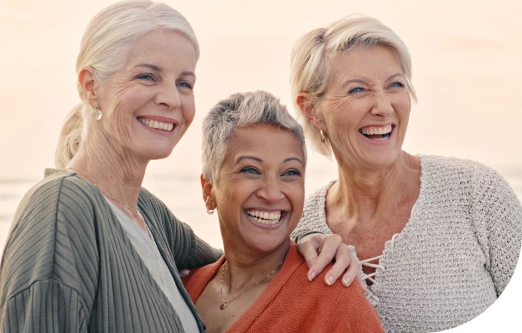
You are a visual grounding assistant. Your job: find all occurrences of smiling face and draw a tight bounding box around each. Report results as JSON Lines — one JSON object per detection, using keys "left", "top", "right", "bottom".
{"left": 206, "top": 124, "right": 305, "bottom": 257}
{"left": 314, "top": 44, "right": 412, "bottom": 170}
{"left": 94, "top": 29, "right": 197, "bottom": 161}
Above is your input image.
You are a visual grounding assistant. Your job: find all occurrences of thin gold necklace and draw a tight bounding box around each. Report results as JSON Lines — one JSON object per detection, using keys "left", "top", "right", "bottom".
{"left": 219, "top": 256, "right": 285, "bottom": 310}
{"left": 66, "top": 167, "right": 140, "bottom": 217}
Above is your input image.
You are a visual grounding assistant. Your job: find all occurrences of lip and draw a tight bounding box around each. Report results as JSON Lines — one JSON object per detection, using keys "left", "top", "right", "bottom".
{"left": 137, "top": 115, "right": 179, "bottom": 137}
{"left": 358, "top": 124, "right": 395, "bottom": 144}
{"left": 245, "top": 209, "right": 287, "bottom": 230}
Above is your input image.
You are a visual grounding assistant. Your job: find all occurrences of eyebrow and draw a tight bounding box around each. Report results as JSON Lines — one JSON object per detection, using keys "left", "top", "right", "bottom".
{"left": 236, "top": 156, "right": 304, "bottom": 166}
{"left": 135, "top": 63, "right": 162, "bottom": 71}
{"left": 341, "top": 72, "right": 404, "bottom": 89}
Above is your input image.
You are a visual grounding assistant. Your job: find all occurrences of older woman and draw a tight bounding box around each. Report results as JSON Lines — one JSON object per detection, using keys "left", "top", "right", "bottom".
{"left": 290, "top": 15, "right": 522, "bottom": 332}
{"left": 182, "top": 91, "right": 383, "bottom": 332}
{"left": 0, "top": 1, "right": 358, "bottom": 332}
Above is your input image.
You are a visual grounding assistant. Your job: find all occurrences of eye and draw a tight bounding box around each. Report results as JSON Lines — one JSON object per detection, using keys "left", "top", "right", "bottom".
{"left": 240, "top": 167, "right": 260, "bottom": 175}
{"left": 136, "top": 73, "right": 155, "bottom": 81}
{"left": 282, "top": 168, "right": 301, "bottom": 177}
{"left": 177, "top": 81, "right": 194, "bottom": 90}
{"left": 389, "top": 81, "right": 405, "bottom": 89}
{"left": 348, "top": 87, "right": 365, "bottom": 94}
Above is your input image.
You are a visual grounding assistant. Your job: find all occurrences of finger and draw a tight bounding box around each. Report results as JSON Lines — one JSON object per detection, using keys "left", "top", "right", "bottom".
{"left": 308, "top": 235, "right": 348, "bottom": 284}
{"left": 297, "top": 238, "right": 320, "bottom": 270}
{"left": 317, "top": 243, "right": 350, "bottom": 286}
{"left": 355, "top": 272, "right": 367, "bottom": 292}
{"left": 341, "top": 256, "right": 361, "bottom": 288}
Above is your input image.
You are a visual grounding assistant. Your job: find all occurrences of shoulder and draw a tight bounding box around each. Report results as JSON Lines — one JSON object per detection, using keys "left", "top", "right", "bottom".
{"left": 301, "top": 181, "right": 335, "bottom": 225}
{"left": 419, "top": 155, "right": 514, "bottom": 195}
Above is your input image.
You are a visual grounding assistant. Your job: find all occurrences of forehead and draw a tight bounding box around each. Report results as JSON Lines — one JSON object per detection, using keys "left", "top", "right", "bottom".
{"left": 124, "top": 29, "right": 197, "bottom": 70}
{"left": 329, "top": 44, "right": 402, "bottom": 82}
{"left": 225, "top": 124, "right": 305, "bottom": 162}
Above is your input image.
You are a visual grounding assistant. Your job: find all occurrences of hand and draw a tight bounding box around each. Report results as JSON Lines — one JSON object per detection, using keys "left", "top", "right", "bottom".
{"left": 297, "top": 233, "right": 365, "bottom": 290}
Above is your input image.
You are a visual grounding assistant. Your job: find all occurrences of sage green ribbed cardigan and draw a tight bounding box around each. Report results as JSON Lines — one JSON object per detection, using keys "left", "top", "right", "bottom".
{"left": 0, "top": 170, "right": 221, "bottom": 332}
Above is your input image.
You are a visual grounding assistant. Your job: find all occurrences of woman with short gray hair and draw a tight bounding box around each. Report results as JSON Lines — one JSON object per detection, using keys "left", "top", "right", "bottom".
{"left": 183, "top": 90, "right": 383, "bottom": 332}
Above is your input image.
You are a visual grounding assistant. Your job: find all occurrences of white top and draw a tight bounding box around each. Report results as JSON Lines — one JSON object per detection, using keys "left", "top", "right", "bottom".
{"left": 106, "top": 199, "right": 199, "bottom": 333}
{"left": 291, "top": 155, "right": 522, "bottom": 332}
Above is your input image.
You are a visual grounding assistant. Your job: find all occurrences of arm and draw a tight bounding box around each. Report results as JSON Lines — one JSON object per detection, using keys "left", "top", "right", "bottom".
{"left": 473, "top": 167, "right": 522, "bottom": 295}
{"left": 0, "top": 176, "right": 94, "bottom": 332}
{"left": 141, "top": 188, "right": 222, "bottom": 269}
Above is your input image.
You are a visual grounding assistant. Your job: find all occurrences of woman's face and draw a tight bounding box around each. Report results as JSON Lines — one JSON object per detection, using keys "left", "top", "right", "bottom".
{"left": 95, "top": 30, "right": 197, "bottom": 161}
{"left": 315, "top": 44, "right": 412, "bottom": 169}
{"left": 209, "top": 124, "right": 305, "bottom": 257}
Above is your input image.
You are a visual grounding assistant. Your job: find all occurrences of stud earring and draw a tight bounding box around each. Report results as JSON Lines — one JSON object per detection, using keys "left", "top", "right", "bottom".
{"left": 320, "top": 129, "right": 327, "bottom": 143}
{"left": 91, "top": 102, "right": 102, "bottom": 120}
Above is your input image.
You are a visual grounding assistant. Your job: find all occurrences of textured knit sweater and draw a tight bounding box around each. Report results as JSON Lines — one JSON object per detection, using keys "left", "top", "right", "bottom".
{"left": 291, "top": 155, "right": 522, "bottom": 332}
{"left": 0, "top": 170, "right": 221, "bottom": 333}
{"left": 183, "top": 244, "right": 383, "bottom": 333}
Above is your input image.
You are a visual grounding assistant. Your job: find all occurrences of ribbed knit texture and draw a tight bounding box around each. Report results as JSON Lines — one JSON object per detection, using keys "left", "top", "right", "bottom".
{"left": 291, "top": 155, "right": 522, "bottom": 333}
{"left": 183, "top": 244, "right": 383, "bottom": 332}
{"left": 0, "top": 170, "right": 221, "bottom": 332}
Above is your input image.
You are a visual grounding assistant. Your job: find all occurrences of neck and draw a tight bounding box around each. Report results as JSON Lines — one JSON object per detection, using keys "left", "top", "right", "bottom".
{"left": 66, "top": 136, "right": 148, "bottom": 215}
{"left": 222, "top": 240, "right": 290, "bottom": 291}
{"left": 331, "top": 151, "right": 420, "bottom": 222}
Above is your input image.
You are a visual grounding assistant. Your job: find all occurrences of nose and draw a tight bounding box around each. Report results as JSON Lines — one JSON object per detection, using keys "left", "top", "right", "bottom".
{"left": 370, "top": 90, "right": 394, "bottom": 117}
{"left": 256, "top": 176, "right": 284, "bottom": 203}
{"left": 156, "top": 81, "right": 181, "bottom": 110}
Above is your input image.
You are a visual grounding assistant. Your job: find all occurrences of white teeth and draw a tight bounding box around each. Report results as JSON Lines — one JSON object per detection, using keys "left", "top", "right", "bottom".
{"left": 361, "top": 125, "right": 392, "bottom": 136}
{"left": 247, "top": 210, "right": 282, "bottom": 225}
{"left": 138, "top": 118, "right": 175, "bottom": 132}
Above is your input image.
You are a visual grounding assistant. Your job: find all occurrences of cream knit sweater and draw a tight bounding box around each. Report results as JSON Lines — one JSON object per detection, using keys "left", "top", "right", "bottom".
{"left": 292, "top": 155, "right": 522, "bottom": 332}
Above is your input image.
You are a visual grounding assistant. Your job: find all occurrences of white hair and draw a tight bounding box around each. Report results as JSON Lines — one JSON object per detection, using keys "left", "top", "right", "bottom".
{"left": 55, "top": 0, "right": 199, "bottom": 168}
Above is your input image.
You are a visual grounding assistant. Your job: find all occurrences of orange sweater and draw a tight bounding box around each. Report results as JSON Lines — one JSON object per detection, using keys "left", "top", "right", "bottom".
{"left": 183, "top": 244, "right": 383, "bottom": 332}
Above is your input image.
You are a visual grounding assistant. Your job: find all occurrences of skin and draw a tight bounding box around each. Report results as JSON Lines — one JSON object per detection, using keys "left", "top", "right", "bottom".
{"left": 297, "top": 45, "right": 421, "bottom": 279}
{"left": 68, "top": 29, "right": 197, "bottom": 231}
{"left": 199, "top": 124, "right": 305, "bottom": 333}
{"left": 67, "top": 29, "right": 356, "bottom": 287}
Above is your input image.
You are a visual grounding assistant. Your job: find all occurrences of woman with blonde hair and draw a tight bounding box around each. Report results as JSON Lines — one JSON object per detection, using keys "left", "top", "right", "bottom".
{"left": 291, "top": 14, "right": 522, "bottom": 332}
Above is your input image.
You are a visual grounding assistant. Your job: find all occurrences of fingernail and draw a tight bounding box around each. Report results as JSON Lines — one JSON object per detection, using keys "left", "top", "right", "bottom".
{"left": 326, "top": 275, "right": 334, "bottom": 286}
{"left": 308, "top": 271, "right": 316, "bottom": 281}
{"left": 342, "top": 277, "right": 351, "bottom": 287}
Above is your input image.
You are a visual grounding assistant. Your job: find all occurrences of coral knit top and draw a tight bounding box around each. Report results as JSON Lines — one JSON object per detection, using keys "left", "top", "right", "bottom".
{"left": 183, "top": 244, "right": 383, "bottom": 333}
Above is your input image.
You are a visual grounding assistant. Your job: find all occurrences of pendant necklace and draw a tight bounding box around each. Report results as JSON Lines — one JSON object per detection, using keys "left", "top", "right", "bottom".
{"left": 219, "top": 255, "right": 286, "bottom": 310}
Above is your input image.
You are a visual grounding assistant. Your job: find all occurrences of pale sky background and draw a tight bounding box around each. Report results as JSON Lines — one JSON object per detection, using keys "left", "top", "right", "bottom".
{"left": 1, "top": 0, "right": 521, "bottom": 332}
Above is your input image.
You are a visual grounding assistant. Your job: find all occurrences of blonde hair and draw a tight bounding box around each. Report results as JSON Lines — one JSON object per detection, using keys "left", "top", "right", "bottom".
{"left": 290, "top": 14, "right": 417, "bottom": 158}
{"left": 55, "top": 0, "right": 199, "bottom": 168}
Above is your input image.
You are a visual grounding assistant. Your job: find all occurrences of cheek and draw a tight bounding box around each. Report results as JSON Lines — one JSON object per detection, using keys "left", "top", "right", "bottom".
{"left": 182, "top": 96, "right": 196, "bottom": 126}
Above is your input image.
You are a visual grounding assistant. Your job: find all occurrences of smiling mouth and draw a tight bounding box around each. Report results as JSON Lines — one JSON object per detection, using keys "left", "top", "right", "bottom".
{"left": 359, "top": 125, "right": 393, "bottom": 140}
{"left": 138, "top": 117, "right": 176, "bottom": 132}
{"left": 247, "top": 210, "right": 283, "bottom": 225}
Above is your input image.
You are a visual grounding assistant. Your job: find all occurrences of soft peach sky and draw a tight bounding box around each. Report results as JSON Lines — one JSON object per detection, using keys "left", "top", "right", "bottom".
{"left": 1, "top": 0, "right": 522, "bottom": 179}
{"left": 1, "top": 0, "right": 521, "bottom": 332}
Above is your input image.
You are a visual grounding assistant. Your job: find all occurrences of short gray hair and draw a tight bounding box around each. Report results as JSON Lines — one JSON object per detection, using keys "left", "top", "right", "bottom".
{"left": 202, "top": 91, "right": 307, "bottom": 185}
{"left": 290, "top": 14, "right": 416, "bottom": 158}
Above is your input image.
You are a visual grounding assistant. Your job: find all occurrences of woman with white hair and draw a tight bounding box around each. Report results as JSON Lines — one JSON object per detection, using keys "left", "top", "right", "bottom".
{"left": 290, "top": 14, "right": 522, "bottom": 332}
{"left": 0, "top": 1, "right": 358, "bottom": 332}
{"left": 182, "top": 90, "right": 383, "bottom": 332}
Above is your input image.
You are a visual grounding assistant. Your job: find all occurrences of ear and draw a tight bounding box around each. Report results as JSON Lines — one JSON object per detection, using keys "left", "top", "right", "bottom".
{"left": 200, "top": 174, "right": 216, "bottom": 209}
{"left": 296, "top": 92, "right": 325, "bottom": 130}
{"left": 78, "top": 66, "right": 99, "bottom": 108}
